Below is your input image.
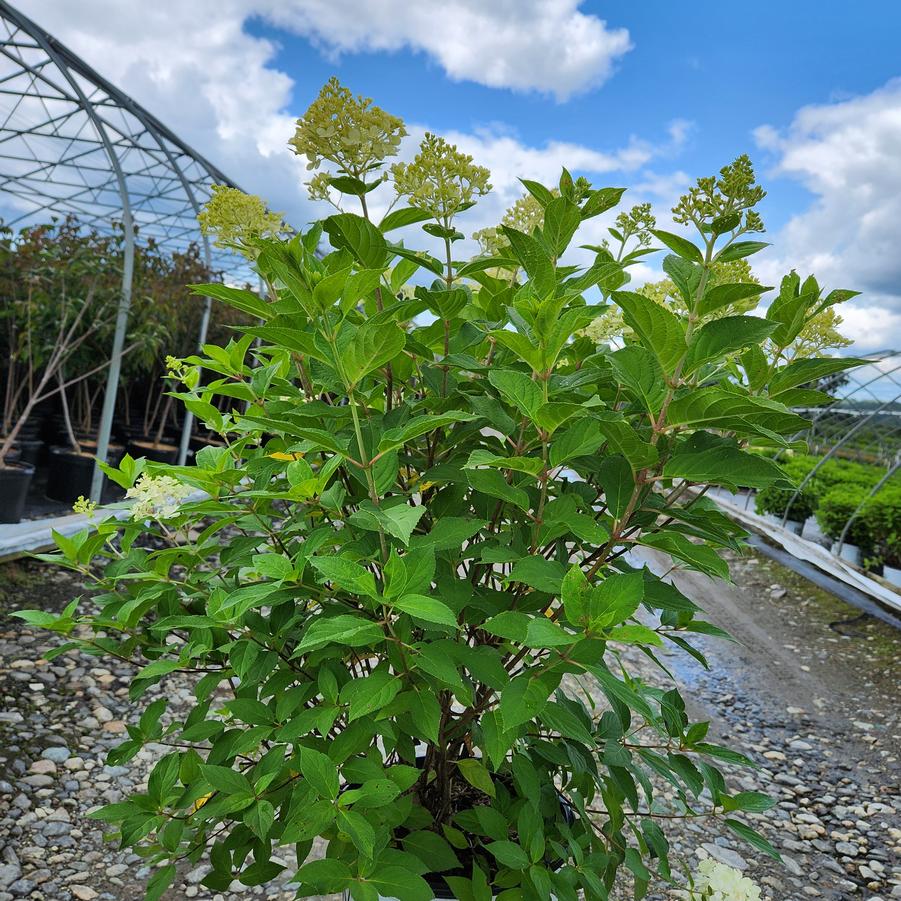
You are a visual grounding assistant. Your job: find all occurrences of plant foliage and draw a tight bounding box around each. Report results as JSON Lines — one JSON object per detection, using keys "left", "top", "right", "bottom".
{"left": 20, "top": 83, "right": 865, "bottom": 901}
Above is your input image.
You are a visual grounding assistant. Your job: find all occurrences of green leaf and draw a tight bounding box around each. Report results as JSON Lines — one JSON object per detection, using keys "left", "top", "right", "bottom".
{"left": 716, "top": 240, "right": 769, "bottom": 262}
{"left": 587, "top": 571, "right": 644, "bottom": 630}
{"left": 683, "top": 315, "right": 777, "bottom": 374}
{"left": 484, "top": 611, "right": 574, "bottom": 648}
{"left": 366, "top": 866, "right": 434, "bottom": 901}
{"left": 499, "top": 671, "right": 559, "bottom": 729}
{"left": 519, "top": 178, "right": 555, "bottom": 207}
{"left": 727, "top": 791, "right": 777, "bottom": 813}
{"left": 245, "top": 799, "right": 276, "bottom": 840}
{"left": 507, "top": 557, "right": 566, "bottom": 594}
{"left": 350, "top": 501, "right": 426, "bottom": 546}
{"left": 457, "top": 759, "right": 496, "bottom": 797}
{"left": 200, "top": 765, "right": 253, "bottom": 798}
{"left": 550, "top": 419, "right": 605, "bottom": 467}
{"left": 378, "top": 411, "right": 475, "bottom": 452}
{"left": 324, "top": 213, "right": 388, "bottom": 268}
{"left": 146, "top": 864, "right": 177, "bottom": 901}
{"left": 295, "top": 858, "right": 352, "bottom": 893}
{"left": 296, "top": 615, "right": 384, "bottom": 653}
{"left": 581, "top": 187, "right": 627, "bottom": 219}
{"left": 667, "top": 388, "right": 809, "bottom": 438}
{"left": 466, "top": 468, "right": 530, "bottom": 511}
{"left": 191, "top": 283, "right": 271, "bottom": 321}
{"left": 542, "top": 197, "right": 581, "bottom": 255}
{"left": 379, "top": 207, "right": 433, "bottom": 232}
{"left": 594, "top": 412, "right": 659, "bottom": 471}
{"left": 486, "top": 841, "right": 530, "bottom": 870}
{"left": 309, "top": 556, "right": 377, "bottom": 598}
{"left": 393, "top": 594, "right": 458, "bottom": 627}
{"left": 609, "top": 345, "right": 666, "bottom": 413}
{"left": 410, "top": 517, "right": 485, "bottom": 553}
{"left": 651, "top": 229, "right": 703, "bottom": 264}
{"left": 464, "top": 450, "right": 543, "bottom": 477}
{"left": 488, "top": 369, "right": 543, "bottom": 419}
{"left": 768, "top": 356, "right": 866, "bottom": 395}
{"left": 639, "top": 532, "right": 730, "bottom": 580}
{"left": 402, "top": 831, "right": 461, "bottom": 872}
{"left": 613, "top": 291, "right": 686, "bottom": 375}
{"left": 698, "top": 282, "right": 770, "bottom": 318}
{"left": 663, "top": 434, "right": 792, "bottom": 491}
{"left": 299, "top": 747, "right": 340, "bottom": 800}
{"left": 501, "top": 226, "right": 555, "bottom": 297}
{"left": 337, "top": 808, "right": 376, "bottom": 857}
{"left": 342, "top": 320, "right": 406, "bottom": 386}
{"left": 725, "top": 818, "right": 782, "bottom": 861}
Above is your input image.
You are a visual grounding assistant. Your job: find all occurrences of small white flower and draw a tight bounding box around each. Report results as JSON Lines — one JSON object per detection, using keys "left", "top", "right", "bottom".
{"left": 690, "top": 858, "right": 764, "bottom": 901}
{"left": 126, "top": 474, "right": 192, "bottom": 522}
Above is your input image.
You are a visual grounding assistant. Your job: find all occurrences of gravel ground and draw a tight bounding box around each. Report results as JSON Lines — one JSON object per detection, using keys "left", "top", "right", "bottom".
{"left": 0, "top": 547, "right": 898, "bottom": 901}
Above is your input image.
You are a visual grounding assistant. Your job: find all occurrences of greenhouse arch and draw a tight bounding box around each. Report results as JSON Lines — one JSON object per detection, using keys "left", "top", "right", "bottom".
{"left": 0, "top": 0, "right": 245, "bottom": 498}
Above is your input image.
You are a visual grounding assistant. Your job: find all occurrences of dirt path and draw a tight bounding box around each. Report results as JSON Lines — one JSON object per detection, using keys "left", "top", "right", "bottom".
{"left": 630, "top": 546, "right": 900, "bottom": 899}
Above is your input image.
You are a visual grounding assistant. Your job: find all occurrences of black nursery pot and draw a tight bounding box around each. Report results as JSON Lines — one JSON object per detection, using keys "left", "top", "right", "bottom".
{"left": 14, "top": 438, "right": 44, "bottom": 467}
{"left": 45, "top": 447, "right": 124, "bottom": 505}
{"left": 126, "top": 438, "right": 180, "bottom": 464}
{"left": 0, "top": 462, "right": 35, "bottom": 524}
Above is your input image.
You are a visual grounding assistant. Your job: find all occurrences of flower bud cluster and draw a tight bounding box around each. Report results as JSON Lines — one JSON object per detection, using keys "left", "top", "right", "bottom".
{"left": 126, "top": 474, "right": 192, "bottom": 522}
{"left": 392, "top": 133, "right": 491, "bottom": 223}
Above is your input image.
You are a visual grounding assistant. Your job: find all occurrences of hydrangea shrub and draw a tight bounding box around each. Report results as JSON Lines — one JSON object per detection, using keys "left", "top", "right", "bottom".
{"left": 19, "top": 81, "right": 864, "bottom": 901}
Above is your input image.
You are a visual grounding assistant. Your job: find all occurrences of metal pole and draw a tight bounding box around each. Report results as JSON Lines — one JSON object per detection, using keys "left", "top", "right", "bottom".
{"left": 177, "top": 257, "right": 214, "bottom": 466}
{"left": 91, "top": 228, "right": 135, "bottom": 499}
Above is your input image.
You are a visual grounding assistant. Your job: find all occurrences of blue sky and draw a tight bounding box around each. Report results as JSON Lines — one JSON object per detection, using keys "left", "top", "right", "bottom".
{"left": 246, "top": 0, "right": 899, "bottom": 238}
{"left": 21, "top": 1, "right": 901, "bottom": 349}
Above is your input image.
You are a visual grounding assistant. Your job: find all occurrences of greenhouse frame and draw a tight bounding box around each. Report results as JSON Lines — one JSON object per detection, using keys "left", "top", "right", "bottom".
{"left": 0, "top": 0, "right": 244, "bottom": 499}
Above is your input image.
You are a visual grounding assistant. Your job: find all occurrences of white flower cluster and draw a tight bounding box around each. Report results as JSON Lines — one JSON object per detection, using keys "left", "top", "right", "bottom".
{"left": 690, "top": 859, "right": 764, "bottom": 901}
{"left": 126, "top": 474, "right": 192, "bottom": 522}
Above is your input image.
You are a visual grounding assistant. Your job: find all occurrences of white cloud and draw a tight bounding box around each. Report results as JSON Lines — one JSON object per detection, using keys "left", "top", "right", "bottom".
{"left": 14, "top": 0, "right": 676, "bottom": 282}
{"left": 268, "top": 0, "right": 631, "bottom": 100}
{"left": 754, "top": 78, "right": 901, "bottom": 350}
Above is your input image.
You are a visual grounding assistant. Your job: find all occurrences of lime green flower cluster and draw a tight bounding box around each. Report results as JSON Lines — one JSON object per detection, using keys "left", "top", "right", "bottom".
{"left": 165, "top": 354, "right": 200, "bottom": 390}
{"left": 197, "top": 185, "right": 284, "bottom": 259}
{"left": 392, "top": 132, "right": 491, "bottom": 224}
{"left": 614, "top": 201, "right": 656, "bottom": 247}
{"left": 473, "top": 192, "right": 547, "bottom": 256}
{"left": 672, "top": 154, "right": 766, "bottom": 233}
{"left": 72, "top": 496, "right": 97, "bottom": 518}
{"left": 290, "top": 76, "right": 406, "bottom": 180}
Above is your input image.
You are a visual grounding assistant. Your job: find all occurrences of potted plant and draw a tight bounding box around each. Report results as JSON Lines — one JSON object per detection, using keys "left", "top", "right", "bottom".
{"left": 869, "top": 486, "right": 901, "bottom": 586}
{"left": 21, "top": 83, "right": 865, "bottom": 901}
{"left": 815, "top": 484, "right": 875, "bottom": 566}
{"left": 754, "top": 458, "right": 817, "bottom": 534}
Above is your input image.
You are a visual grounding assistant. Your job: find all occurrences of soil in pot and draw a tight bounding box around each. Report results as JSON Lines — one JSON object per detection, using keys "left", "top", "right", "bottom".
{"left": 0, "top": 462, "right": 35, "bottom": 523}
{"left": 126, "top": 438, "right": 180, "bottom": 465}
{"left": 45, "top": 447, "right": 123, "bottom": 505}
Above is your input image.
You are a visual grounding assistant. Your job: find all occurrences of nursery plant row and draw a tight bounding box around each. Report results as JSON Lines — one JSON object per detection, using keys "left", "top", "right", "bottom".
{"left": 753, "top": 452, "right": 901, "bottom": 581}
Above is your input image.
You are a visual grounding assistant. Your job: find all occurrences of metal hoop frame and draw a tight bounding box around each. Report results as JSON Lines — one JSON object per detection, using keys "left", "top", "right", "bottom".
{"left": 0, "top": 1, "right": 244, "bottom": 499}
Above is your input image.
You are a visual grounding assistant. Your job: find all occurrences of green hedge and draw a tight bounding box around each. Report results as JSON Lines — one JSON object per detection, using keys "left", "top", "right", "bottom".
{"left": 815, "top": 483, "right": 901, "bottom": 564}
{"left": 754, "top": 457, "right": 818, "bottom": 522}
{"left": 755, "top": 452, "right": 892, "bottom": 527}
